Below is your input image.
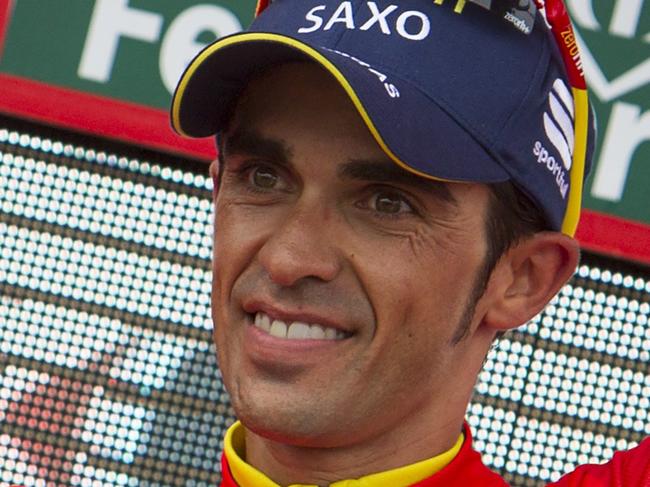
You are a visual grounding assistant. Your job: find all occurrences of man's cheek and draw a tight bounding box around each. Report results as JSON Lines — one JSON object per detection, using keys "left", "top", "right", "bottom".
{"left": 213, "top": 205, "right": 245, "bottom": 262}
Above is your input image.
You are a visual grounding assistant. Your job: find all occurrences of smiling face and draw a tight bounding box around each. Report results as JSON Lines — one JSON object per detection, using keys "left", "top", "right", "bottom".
{"left": 211, "top": 63, "right": 500, "bottom": 455}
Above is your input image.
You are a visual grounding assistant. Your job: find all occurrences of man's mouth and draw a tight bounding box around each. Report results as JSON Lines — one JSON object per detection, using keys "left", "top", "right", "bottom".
{"left": 252, "top": 312, "right": 348, "bottom": 341}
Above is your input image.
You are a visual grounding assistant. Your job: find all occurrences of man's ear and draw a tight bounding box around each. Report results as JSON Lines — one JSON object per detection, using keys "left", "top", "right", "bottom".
{"left": 209, "top": 159, "right": 221, "bottom": 199}
{"left": 483, "top": 232, "right": 580, "bottom": 332}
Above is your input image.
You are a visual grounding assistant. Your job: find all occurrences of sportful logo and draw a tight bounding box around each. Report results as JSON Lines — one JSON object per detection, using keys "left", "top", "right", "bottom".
{"left": 533, "top": 78, "right": 575, "bottom": 199}
{"left": 545, "top": 78, "right": 575, "bottom": 171}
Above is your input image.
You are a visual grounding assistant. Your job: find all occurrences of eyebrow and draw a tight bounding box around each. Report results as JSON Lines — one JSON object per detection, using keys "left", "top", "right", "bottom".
{"left": 338, "top": 159, "right": 457, "bottom": 205}
{"left": 221, "top": 128, "right": 292, "bottom": 167}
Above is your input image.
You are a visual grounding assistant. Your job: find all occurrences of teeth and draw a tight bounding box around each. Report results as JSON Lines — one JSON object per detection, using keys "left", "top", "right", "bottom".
{"left": 269, "top": 320, "right": 287, "bottom": 338}
{"left": 253, "top": 313, "right": 346, "bottom": 340}
{"left": 309, "top": 324, "right": 326, "bottom": 340}
{"left": 255, "top": 312, "right": 271, "bottom": 332}
{"left": 287, "top": 322, "right": 310, "bottom": 339}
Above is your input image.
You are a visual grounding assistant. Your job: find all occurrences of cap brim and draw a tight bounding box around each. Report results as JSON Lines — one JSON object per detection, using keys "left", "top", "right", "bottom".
{"left": 172, "top": 32, "right": 509, "bottom": 183}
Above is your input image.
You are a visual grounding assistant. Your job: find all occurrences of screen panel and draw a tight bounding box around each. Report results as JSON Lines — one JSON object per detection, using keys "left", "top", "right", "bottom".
{"left": 469, "top": 259, "right": 649, "bottom": 485}
{"left": 0, "top": 116, "right": 648, "bottom": 486}
{"left": 0, "top": 117, "right": 231, "bottom": 486}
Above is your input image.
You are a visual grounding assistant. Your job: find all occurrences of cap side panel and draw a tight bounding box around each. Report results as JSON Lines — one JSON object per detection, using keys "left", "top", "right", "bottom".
{"left": 561, "top": 87, "right": 589, "bottom": 236}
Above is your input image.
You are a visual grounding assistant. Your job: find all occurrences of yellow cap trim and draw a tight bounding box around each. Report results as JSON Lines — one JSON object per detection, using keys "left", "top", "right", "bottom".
{"left": 561, "top": 88, "right": 589, "bottom": 236}
{"left": 171, "top": 32, "right": 449, "bottom": 184}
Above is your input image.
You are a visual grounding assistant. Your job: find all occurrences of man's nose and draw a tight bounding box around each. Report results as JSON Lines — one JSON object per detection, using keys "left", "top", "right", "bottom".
{"left": 257, "top": 203, "right": 342, "bottom": 287}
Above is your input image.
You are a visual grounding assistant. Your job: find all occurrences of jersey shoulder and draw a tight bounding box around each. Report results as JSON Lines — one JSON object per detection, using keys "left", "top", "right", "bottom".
{"left": 547, "top": 436, "right": 650, "bottom": 487}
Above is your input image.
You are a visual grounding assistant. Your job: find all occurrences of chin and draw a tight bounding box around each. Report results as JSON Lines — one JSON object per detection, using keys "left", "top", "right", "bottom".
{"left": 231, "top": 385, "right": 354, "bottom": 448}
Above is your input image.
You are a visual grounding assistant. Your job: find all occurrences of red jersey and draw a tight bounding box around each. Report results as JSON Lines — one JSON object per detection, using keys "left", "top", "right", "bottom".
{"left": 219, "top": 424, "right": 650, "bottom": 487}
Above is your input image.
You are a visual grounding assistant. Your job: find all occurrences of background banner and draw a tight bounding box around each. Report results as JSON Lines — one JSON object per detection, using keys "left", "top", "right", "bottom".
{"left": 0, "top": 0, "right": 648, "bottom": 262}
{"left": 0, "top": 3, "right": 648, "bottom": 485}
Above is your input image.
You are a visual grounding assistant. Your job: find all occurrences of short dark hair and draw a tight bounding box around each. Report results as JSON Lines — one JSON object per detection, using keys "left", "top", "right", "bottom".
{"left": 485, "top": 182, "right": 549, "bottom": 277}
{"left": 451, "top": 181, "right": 548, "bottom": 344}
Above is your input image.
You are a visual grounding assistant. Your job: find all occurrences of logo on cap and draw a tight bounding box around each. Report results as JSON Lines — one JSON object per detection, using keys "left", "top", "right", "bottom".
{"left": 533, "top": 79, "right": 574, "bottom": 199}
{"left": 544, "top": 78, "right": 575, "bottom": 171}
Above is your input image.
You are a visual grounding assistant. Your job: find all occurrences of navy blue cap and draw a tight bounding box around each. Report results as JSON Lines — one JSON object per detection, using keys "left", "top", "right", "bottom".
{"left": 171, "top": 0, "right": 596, "bottom": 235}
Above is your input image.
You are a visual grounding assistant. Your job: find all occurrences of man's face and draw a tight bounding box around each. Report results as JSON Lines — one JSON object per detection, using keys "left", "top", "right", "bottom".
{"left": 211, "top": 63, "right": 495, "bottom": 448}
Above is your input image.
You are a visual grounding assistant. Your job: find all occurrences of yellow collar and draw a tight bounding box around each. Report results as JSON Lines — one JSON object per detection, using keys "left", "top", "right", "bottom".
{"left": 224, "top": 421, "right": 464, "bottom": 487}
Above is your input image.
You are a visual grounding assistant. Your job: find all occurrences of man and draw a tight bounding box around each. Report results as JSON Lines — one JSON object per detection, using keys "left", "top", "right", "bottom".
{"left": 171, "top": 0, "right": 650, "bottom": 485}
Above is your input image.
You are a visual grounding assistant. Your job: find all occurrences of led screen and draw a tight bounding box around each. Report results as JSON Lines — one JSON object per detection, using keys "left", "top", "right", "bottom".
{"left": 0, "top": 116, "right": 648, "bottom": 486}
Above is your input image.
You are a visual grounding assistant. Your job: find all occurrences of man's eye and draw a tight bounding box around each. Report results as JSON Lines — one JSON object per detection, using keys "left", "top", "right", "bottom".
{"left": 250, "top": 166, "right": 279, "bottom": 189}
{"left": 371, "top": 192, "right": 413, "bottom": 215}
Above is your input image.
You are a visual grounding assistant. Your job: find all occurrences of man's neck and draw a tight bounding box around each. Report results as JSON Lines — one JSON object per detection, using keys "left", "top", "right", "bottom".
{"left": 243, "top": 413, "right": 465, "bottom": 486}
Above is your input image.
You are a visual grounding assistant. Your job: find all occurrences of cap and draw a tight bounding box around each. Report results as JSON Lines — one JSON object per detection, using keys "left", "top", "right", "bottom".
{"left": 171, "top": 0, "right": 596, "bottom": 236}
